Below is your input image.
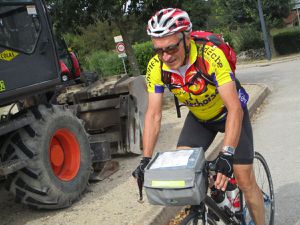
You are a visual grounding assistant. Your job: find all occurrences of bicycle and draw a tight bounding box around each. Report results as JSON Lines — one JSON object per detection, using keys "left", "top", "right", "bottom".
{"left": 178, "top": 151, "right": 275, "bottom": 225}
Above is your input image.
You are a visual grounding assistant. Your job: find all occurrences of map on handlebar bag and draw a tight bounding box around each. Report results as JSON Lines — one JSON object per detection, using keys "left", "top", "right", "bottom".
{"left": 149, "top": 150, "right": 195, "bottom": 169}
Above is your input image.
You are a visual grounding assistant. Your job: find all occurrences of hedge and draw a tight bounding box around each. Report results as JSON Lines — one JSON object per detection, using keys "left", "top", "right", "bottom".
{"left": 273, "top": 29, "right": 300, "bottom": 55}
{"left": 231, "top": 27, "right": 264, "bottom": 53}
{"left": 133, "top": 41, "right": 155, "bottom": 75}
{"left": 83, "top": 41, "right": 154, "bottom": 77}
{"left": 85, "top": 51, "right": 125, "bottom": 77}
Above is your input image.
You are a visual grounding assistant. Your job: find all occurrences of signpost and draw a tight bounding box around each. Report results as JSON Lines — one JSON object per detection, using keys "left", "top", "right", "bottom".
{"left": 114, "top": 35, "right": 127, "bottom": 75}
{"left": 257, "top": 0, "right": 271, "bottom": 60}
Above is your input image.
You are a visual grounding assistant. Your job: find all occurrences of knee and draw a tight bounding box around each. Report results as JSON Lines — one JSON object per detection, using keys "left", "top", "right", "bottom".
{"left": 238, "top": 180, "right": 256, "bottom": 193}
{"left": 234, "top": 165, "right": 256, "bottom": 193}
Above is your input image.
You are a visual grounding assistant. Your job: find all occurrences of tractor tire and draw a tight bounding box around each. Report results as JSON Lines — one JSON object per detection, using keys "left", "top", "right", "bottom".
{"left": 1, "top": 105, "right": 92, "bottom": 209}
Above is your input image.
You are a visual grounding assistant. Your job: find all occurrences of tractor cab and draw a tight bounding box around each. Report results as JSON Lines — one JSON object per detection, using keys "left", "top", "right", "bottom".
{"left": 0, "top": 0, "right": 69, "bottom": 106}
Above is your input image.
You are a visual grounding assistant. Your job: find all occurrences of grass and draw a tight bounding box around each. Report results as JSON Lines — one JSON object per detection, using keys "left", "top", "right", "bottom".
{"left": 270, "top": 26, "right": 300, "bottom": 35}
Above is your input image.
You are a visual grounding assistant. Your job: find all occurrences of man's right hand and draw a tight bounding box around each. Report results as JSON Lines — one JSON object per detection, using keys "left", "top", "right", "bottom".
{"left": 132, "top": 157, "right": 152, "bottom": 180}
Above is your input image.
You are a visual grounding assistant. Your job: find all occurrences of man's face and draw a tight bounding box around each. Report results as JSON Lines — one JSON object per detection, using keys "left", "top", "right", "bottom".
{"left": 152, "top": 33, "right": 190, "bottom": 70}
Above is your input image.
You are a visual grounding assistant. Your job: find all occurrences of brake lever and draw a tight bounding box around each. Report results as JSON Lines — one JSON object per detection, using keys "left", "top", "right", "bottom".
{"left": 132, "top": 169, "right": 144, "bottom": 203}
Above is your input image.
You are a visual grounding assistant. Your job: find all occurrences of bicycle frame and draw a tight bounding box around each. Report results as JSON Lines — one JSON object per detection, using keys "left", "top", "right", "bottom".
{"left": 187, "top": 165, "right": 271, "bottom": 225}
{"left": 186, "top": 162, "right": 244, "bottom": 225}
{"left": 203, "top": 195, "right": 240, "bottom": 225}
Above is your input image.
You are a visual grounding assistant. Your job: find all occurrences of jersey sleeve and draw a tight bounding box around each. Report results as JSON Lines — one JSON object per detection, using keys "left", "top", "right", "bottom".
{"left": 145, "top": 55, "right": 165, "bottom": 93}
{"left": 204, "top": 45, "right": 235, "bottom": 87}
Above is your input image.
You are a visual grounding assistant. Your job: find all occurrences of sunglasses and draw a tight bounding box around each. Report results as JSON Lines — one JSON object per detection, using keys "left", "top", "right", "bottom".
{"left": 154, "top": 38, "right": 183, "bottom": 57}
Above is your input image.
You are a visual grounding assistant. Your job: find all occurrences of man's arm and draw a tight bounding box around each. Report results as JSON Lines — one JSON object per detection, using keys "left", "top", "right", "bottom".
{"left": 143, "top": 92, "right": 164, "bottom": 157}
{"left": 214, "top": 81, "right": 243, "bottom": 190}
{"left": 218, "top": 81, "right": 243, "bottom": 148}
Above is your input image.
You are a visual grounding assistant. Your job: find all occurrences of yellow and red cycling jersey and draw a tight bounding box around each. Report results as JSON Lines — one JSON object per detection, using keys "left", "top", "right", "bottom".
{"left": 145, "top": 39, "right": 236, "bottom": 122}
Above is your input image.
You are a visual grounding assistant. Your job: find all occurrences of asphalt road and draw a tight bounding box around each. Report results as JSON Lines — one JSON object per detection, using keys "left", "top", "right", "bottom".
{"left": 237, "top": 57, "right": 300, "bottom": 225}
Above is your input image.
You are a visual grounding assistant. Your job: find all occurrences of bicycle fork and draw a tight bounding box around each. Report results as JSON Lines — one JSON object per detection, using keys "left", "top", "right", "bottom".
{"left": 190, "top": 203, "right": 209, "bottom": 225}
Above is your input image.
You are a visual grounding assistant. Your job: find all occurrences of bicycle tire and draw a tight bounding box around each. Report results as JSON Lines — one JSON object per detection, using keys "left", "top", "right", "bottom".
{"left": 179, "top": 211, "right": 217, "bottom": 225}
{"left": 241, "top": 151, "right": 275, "bottom": 225}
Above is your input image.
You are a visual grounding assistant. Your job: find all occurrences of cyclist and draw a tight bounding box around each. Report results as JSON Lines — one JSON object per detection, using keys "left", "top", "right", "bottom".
{"left": 133, "top": 8, "right": 264, "bottom": 225}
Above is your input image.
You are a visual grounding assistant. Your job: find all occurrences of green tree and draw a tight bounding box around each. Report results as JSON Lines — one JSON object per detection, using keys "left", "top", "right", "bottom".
{"left": 46, "top": 0, "right": 100, "bottom": 34}
{"left": 213, "top": 0, "right": 291, "bottom": 28}
{"left": 47, "top": 0, "right": 213, "bottom": 75}
{"left": 211, "top": 0, "right": 291, "bottom": 55}
{"left": 63, "top": 21, "right": 120, "bottom": 67}
{"left": 182, "top": 0, "right": 212, "bottom": 30}
{"left": 47, "top": 0, "right": 183, "bottom": 76}
{"left": 94, "top": 0, "right": 184, "bottom": 76}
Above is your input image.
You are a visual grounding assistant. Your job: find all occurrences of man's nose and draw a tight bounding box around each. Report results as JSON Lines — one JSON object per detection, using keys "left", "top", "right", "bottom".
{"left": 161, "top": 52, "right": 172, "bottom": 61}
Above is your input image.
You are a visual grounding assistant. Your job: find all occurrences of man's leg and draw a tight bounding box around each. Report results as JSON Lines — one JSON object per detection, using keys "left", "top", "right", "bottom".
{"left": 234, "top": 164, "right": 265, "bottom": 225}
{"left": 177, "top": 112, "right": 216, "bottom": 150}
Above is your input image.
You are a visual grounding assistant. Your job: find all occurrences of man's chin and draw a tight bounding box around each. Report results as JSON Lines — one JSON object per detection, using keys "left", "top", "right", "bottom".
{"left": 166, "top": 62, "right": 179, "bottom": 70}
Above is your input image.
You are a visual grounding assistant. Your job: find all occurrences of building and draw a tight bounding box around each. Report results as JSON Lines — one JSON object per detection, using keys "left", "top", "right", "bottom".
{"left": 284, "top": 0, "right": 300, "bottom": 27}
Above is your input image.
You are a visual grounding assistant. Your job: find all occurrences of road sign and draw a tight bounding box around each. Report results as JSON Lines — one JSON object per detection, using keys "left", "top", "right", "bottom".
{"left": 113, "top": 35, "right": 127, "bottom": 73}
{"left": 116, "top": 42, "right": 125, "bottom": 54}
{"left": 114, "top": 35, "right": 123, "bottom": 43}
{"left": 114, "top": 35, "right": 127, "bottom": 58}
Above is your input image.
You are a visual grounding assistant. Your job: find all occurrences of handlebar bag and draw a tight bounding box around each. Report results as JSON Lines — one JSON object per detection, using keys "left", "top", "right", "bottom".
{"left": 144, "top": 148, "right": 207, "bottom": 206}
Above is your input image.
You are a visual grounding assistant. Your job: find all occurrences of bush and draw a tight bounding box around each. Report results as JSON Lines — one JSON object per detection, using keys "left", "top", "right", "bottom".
{"left": 80, "top": 41, "right": 154, "bottom": 77}
{"left": 133, "top": 41, "right": 155, "bottom": 75}
{"left": 273, "top": 30, "right": 300, "bottom": 55}
{"left": 85, "top": 51, "right": 125, "bottom": 77}
{"left": 211, "top": 28, "right": 236, "bottom": 50}
{"left": 231, "top": 27, "right": 264, "bottom": 52}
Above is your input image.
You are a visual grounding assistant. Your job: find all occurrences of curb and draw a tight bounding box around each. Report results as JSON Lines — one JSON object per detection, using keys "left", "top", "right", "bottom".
{"left": 145, "top": 83, "right": 271, "bottom": 225}
{"left": 237, "top": 53, "right": 300, "bottom": 69}
{"left": 247, "top": 83, "right": 271, "bottom": 117}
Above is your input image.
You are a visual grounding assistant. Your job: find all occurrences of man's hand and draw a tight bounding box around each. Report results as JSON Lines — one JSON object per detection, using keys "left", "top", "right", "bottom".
{"left": 132, "top": 157, "right": 152, "bottom": 181}
{"left": 214, "top": 152, "right": 234, "bottom": 191}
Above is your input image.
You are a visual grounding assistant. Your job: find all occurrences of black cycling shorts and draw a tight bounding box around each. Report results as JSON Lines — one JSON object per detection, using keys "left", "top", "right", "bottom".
{"left": 177, "top": 108, "right": 254, "bottom": 164}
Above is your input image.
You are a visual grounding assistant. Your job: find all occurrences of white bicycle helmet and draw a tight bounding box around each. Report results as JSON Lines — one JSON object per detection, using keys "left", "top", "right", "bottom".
{"left": 147, "top": 8, "right": 192, "bottom": 37}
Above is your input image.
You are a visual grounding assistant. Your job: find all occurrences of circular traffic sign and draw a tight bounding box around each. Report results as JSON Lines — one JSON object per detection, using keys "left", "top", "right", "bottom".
{"left": 116, "top": 42, "right": 125, "bottom": 53}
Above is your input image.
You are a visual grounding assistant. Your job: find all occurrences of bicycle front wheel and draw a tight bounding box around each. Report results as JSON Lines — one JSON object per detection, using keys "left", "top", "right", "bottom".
{"left": 242, "top": 151, "right": 275, "bottom": 225}
{"left": 179, "top": 212, "right": 217, "bottom": 225}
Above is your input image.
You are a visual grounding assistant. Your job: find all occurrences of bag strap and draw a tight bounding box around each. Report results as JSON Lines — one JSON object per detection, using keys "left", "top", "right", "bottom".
{"left": 196, "top": 42, "right": 241, "bottom": 90}
{"left": 197, "top": 42, "right": 216, "bottom": 86}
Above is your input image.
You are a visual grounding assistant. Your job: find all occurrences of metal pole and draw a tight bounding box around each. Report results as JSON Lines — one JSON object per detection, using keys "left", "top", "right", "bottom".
{"left": 297, "top": 8, "right": 300, "bottom": 28}
{"left": 121, "top": 57, "right": 127, "bottom": 75}
{"left": 257, "top": 0, "right": 271, "bottom": 60}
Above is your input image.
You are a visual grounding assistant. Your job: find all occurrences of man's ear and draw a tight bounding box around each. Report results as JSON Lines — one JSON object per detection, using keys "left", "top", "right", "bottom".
{"left": 185, "top": 32, "right": 191, "bottom": 45}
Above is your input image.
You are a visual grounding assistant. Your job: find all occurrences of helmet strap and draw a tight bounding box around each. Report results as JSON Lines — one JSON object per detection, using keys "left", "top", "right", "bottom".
{"left": 181, "top": 32, "right": 190, "bottom": 66}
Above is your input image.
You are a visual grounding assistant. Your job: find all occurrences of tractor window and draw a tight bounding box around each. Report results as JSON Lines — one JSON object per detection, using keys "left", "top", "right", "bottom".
{"left": 55, "top": 37, "right": 73, "bottom": 72}
{"left": 0, "top": 4, "right": 40, "bottom": 53}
